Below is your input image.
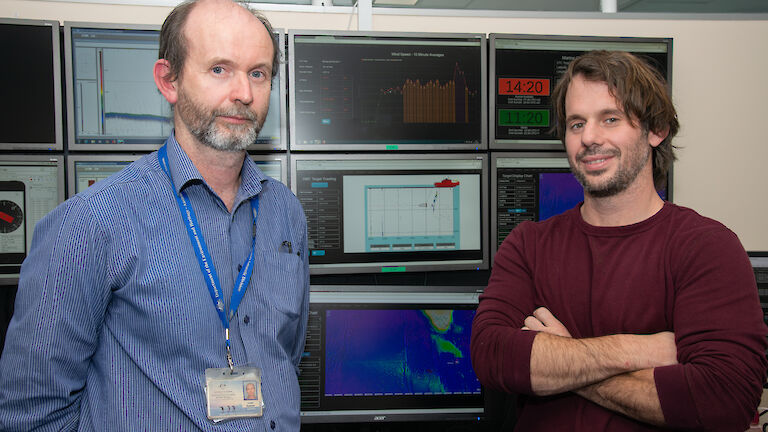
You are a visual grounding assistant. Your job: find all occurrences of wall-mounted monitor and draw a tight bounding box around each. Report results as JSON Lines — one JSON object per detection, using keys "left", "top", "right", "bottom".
{"left": 65, "top": 23, "right": 286, "bottom": 151}
{"left": 0, "top": 19, "right": 63, "bottom": 151}
{"left": 250, "top": 153, "right": 288, "bottom": 186}
{"left": 0, "top": 155, "right": 65, "bottom": 284}
{"left": 492, "top": 152, "right": 671, "bottom": 261}
{"left": 492, "top": 153, "right": 582, "bottom": 260}
{"left": 489, "top": 34, "right": 672, "bottom": 150}
{"left": 749, "top": 252, "right": 768, "bottom": 357}
{"left": 291, "top": 154, "right": 488, "bottom": 274}
{"left": 299, "top": 290, "right": 483, "bottom": 423}
{"left": 289, "top": 31, "right": 487, "bottom": 151}
{"left": 67, "top": 153, "right": 144, "bottom": 197}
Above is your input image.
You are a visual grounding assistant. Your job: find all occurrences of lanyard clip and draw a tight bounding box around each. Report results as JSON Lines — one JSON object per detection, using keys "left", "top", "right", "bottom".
{"left": 225, "top": 328, "right": 234, "bottom": 373}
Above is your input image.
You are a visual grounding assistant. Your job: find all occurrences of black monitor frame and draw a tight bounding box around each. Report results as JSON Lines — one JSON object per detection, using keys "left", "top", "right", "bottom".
{"left": 489, "top": 34, "right": 673, "bottom": 150}
{"left": 288, "top": 30, "right": 487, "bottom": 151}
{"left": 0, "top": 18, "right": 63, "bottom": 151}
{"left": 0, "top": 154, "right": 65, "bottom": 284}
{"left": 300, "top": 289, "right": 483, "bottom": 424}
{"left": 291, "top": 153, "right": 489, "bottom": 275}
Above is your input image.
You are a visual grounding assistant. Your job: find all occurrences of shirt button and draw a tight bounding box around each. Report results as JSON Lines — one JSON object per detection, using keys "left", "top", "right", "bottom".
{"left": 243, "top": 315, "right": 250, "bottom": 324}
{"left": 270, "top": 420, "right": 276, "bottom": 429}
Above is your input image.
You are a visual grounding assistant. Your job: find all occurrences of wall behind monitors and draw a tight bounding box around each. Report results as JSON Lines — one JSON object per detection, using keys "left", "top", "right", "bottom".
{"left": 492, "top": 152, "right": 582, "bottom": 260}
{"left": 289, "top": 31, "right": 487, "bottom": 151}
{"left": 299, "top": 291, "right": 483, "bottom": 423}
{"left": 291, "top": 154, "right": 488, "bottom": 274}
{"left": 0, "top": 19, "right": 63, "bottom": 151}
{"left": 65, "top": 23, "right": 286, "bottom": 151}
{"left": 490, "top": 34, "right": 672, "bottom": 150}
{"left": 0, "top": 155, "right": 65, "bottom": 284}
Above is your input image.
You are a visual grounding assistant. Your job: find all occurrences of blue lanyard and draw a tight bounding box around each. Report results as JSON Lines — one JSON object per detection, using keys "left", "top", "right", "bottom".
{"left": 159, "top": 144, "right": 258, "bottom": 371}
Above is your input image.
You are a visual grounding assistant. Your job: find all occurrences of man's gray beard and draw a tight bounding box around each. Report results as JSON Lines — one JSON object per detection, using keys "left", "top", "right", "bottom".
{"left": 193, "top": 117, "right": 261, "bottom": 152}
{"left": 175, "top": 87, "right": 263, "bottom": 152}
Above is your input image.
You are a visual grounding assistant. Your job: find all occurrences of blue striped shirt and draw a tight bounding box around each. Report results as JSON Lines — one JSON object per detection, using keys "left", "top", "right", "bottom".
{"left": 0, "top": 135, "right": 309, "bottom": 431}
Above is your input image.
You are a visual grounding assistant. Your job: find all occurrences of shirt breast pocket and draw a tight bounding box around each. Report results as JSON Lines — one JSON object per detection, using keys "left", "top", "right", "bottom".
{"left": 254, "top": 250, "right": 305, "bottom": 322}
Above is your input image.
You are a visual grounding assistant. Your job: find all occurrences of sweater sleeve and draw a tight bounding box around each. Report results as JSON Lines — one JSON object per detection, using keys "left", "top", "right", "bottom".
{"left": 471, "top": 224, "right": 538, "bottom": 395}
{"left": 655, "top": 225, "right": 767, "bottom": 431}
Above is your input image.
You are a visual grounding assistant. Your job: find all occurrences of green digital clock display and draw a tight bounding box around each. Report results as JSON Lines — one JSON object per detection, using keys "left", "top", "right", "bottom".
{"left": 498, "top": 109, "right": 550, "bottom": 127}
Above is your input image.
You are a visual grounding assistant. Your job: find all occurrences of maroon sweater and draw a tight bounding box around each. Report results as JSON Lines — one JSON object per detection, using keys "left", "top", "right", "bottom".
{"left": 471, "top": 203, "right": 767, "bottom": 431}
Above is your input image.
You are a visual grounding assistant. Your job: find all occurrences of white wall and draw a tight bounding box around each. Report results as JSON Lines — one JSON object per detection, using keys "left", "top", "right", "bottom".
{"left": 3, "top": 1, "right": 767, "bottom": 250}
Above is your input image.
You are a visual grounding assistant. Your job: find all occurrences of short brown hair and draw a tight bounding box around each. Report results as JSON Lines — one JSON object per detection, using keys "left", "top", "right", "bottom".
{"left": 158, "top": 0, "right": 281, "bottom": 82}
{"left": 551, "top": 50, "right": 679, "bottom": 190}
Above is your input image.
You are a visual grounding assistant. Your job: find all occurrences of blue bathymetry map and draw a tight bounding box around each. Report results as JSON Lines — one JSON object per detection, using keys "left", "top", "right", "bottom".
{"left": 324, "top": 308, "right": 481, "bottom": 396}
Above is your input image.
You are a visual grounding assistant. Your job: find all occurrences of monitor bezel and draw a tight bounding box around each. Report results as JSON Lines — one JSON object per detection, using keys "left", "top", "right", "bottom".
{"left": 0, "top": 18, "right": 63, "bottom": 151}
{"left": 290, "top": 152, "right": 489, "bottom": 274}
{"left": 66, "top": 153, "right": 145, "bottom": 198}
{"left": 300, "top": 290, "right": 483, "bottom": 424}
{"left": 0, "top": 154, "right": 65, "bottom": 285}
{"left": 288, "top": 29, "right": 488, "bottom": 152}
{"left": 64, "top": 23, "right": 287, "bottom": 152}
{"left": 488, "top": 33, "right": 673, "bottom": 150}
{"left": 249, "top": 152, "right": 288, "bottom": 186}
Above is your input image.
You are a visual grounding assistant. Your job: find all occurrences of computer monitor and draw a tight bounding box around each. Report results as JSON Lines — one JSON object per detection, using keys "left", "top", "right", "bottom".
{"left": 291, "top": 154, "right": 488, "bottom": 274}
{"left": 0, "top": 155, "right": 65, "bottom": 284}
{"left": 749, "top": 252, "right": 768, "bottom": 356}
{"left": 250, "top": 153, "right": 288, "bottom": 186}
{"left": 289, "top": 30, "right": 487, "bottom": 151}
{"left": 68, "top": 153, "right": 288, "bottom": 197}
{"left": 67, "top": 154, "right": 144, "bottom": 197}
{"left": 492, "top": 152, "right": 670, "bottom": 261}
{"left": 489, "top": 34, "right": 672, "bottom": 150}
{"left": 299, "top": 290, "right": 483, "bottom": 423}
{"left": 64, "top": 23, "right": 286, "bottom": 151}
{"left": 0, "top": 18, "right": 63, "bottom": 151}
{"left": 491, "top": 152, "right": 582, "bottom": 260}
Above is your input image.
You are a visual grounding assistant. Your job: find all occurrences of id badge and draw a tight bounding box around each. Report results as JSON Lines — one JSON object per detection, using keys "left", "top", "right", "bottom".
{"left": 205, "top": 366, "right": 264, "bottom": 420}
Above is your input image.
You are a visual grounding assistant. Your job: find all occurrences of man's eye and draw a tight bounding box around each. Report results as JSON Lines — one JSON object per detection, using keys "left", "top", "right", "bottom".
{"left": 212, "top": 66, "right": 223, "bottom": 74}
{"left": 605, "top": 117, "right": 618, "bottom": 124}
{"left": 251, "top": 70, "right": 265, "bottom": 79}
{"left": 570, "top": 122, "right": 584, "bottom": 130}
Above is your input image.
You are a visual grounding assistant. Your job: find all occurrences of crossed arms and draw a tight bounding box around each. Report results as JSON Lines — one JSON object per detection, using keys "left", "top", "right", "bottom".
{"left": 523, "top": 307, "right": 677, "bottom": 426}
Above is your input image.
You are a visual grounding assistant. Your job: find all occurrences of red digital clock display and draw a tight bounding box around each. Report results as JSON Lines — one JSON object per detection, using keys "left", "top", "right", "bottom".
{"left": 498, "top": 78, "right": 550, "bottom": 96}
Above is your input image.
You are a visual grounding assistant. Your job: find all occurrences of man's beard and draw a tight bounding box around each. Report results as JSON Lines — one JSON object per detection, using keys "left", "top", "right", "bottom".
{"left": 570, "top": 138, "right": 651, "bottom": 198}
{"left": 175, "top": 87, "right": 263, "bottom": 152}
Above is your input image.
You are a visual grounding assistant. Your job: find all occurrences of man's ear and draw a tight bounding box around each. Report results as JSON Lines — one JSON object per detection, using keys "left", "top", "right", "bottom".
{"left": 154, "top": 59, "right": 178, "bottom": 105}
{"left": 648, "top": 127, "right": 669, "bottom": 148}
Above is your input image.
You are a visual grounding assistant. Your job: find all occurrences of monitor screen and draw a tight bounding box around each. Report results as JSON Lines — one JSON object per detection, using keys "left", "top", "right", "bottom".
{"left": 492, "top": 152, "right": 670, "bottom": 260}
{"left": 250, "top": 154, "right": 288, "bottom": 185}
{"left": 299, "top": 291, "right": 483, "bottom": 423}
{"left": 492, "top": 153, "right": 582, "bottom": 260}
{"left": 490, "top": 35, "right": 672, "bottom": 150}
{"left": 68, "top": 153, "right": 288, "bottom": 197}
{"left": 65, "top": 23, "right": 286, "bottom": 151}
{"left": 289, "top": 31, "right": 487, "bottom": 151}
{"left": 291, "top": 154, "right": 488, "bottom": 274}
{"left": 0, "top": 19, "right": 63, "bottom": 151}
{"left": 749, "top": 252, "right": 768, "bottom": 356}
{"left": 67, "top": 154, "right": 144, "bottom": 197}
{"left": 0, "top": 155, "right": 65, "bottom": 283}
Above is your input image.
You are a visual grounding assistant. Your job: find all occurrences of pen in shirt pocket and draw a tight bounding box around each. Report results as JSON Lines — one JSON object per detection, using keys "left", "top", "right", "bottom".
{"left": 279, "top": 240, "right": 293, "bottom": 254}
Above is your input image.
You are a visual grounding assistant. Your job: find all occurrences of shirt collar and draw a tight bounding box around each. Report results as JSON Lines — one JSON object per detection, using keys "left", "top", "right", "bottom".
{"left": 163, "top": 132, "right": 266, "bottom": 200}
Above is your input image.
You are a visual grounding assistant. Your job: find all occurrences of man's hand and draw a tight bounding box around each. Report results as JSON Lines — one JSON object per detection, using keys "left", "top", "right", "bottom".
{"left": 522, "top": 307, "right": 572, "bottom": 338}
